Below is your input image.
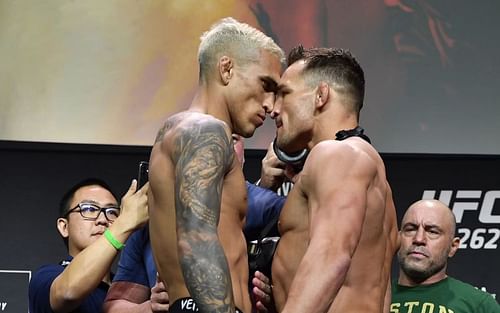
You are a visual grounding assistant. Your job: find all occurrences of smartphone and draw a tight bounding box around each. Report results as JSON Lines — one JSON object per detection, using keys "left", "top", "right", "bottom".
{"left": 137, "top": 161, "right": 149, "bottom": 190}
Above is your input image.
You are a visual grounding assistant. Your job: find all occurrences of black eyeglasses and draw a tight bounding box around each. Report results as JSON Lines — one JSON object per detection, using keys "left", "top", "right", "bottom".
{"left": 65, "top": 202, "right": 121, "bottom": 221}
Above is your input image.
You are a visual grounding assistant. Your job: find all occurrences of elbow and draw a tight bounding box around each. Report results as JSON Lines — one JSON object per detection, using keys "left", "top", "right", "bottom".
{"left": 51, "top": 274, "right": 101, "bottom": 309}
{"left": 57, "top": 285, "right": 83, "bottom": 304}
{"left": 308, "top": 248, "right": 352, "bottom": 277}
{"left": 329, "top": 252, "right": 351, "bottom": 278}
{"left": 314, "top": 250, "right": 351, "bottom": 285}
{"left": 50, "top": 286, "right": 82, "bottom": 313}
{"left": 340, "top": 255, "right": 352, "bottom": 277}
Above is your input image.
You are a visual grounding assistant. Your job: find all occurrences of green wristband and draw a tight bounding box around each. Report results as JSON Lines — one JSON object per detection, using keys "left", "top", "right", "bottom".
{"left": 104, "top": 229, "right": 125, "bottom": 250}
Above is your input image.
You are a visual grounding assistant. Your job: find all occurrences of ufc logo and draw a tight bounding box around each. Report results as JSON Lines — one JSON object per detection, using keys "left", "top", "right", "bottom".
{"left": 422, "top": 190, "right": 500, "bottom": 223}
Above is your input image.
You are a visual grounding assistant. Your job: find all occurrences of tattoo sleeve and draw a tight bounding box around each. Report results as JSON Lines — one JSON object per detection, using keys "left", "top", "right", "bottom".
{"left": 172, "top": 120, "right": 235, "bottom": 313}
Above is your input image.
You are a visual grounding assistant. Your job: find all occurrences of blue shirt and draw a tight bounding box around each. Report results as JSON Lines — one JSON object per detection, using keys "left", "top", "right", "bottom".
{"left": 113, "top": 224, "right": 156, "bottom": 288}
{"left": 113, "top": 181, "right": 285, "bottom": 288}
{"left": 29, "top": 256, "right": 110, "bottom": 313}
{"left": 244, "top": 182, "right": 286, "bottom": 241}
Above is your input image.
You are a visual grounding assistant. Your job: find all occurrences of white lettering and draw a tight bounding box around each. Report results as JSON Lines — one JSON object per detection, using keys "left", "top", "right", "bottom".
{"left": 278, "top": 182, "right": 293, "bottom": 196}
{"left": 404, "top": 301, "right": 419, "bottom": 313}
{"left": 181, "top": 299, "right": 188, "bottom": 309}
{"left": 422, "top": 302, "right": 434, "bottom": 313}
{"left": 390, "top": 303, "right": 400, "bottom": 313}
{"left": 180, "top": 299, "right": 198, "bottom": 311}
{"left": 458, "top": 227, "right": 500, "bottom": 249}
{"left": 438, "top": 306, "right": 448, "bottom": 313}
{"left": 480, "top": 191, "right": 500, "bottom": 223}
{"left": 453, "top": 190, "right": 481, "bottom": 223}
{"left": 1, "top": 302, "right": 6, "bottom": 311}
{"left": 422, "top": 190, "right": 500, "bottom": 224}
{"left": 422, "top": 190, "right": 453, "bottom": 205}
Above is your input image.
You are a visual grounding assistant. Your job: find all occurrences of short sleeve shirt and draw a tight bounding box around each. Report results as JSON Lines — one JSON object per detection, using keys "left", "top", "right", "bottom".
{"left": 29, "top": 256, "right": 110, "bottom": 313}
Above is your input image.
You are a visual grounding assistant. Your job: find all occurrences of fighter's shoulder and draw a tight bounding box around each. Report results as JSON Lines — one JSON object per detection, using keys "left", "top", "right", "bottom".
{"left": 306, "top": 138, "right": 365, "bottom": 161}
{"left": 155, "top": 112, "right": 229, "bottom": 144}
{"left": 306, "top": 139, "right": 379, "bottom": 172}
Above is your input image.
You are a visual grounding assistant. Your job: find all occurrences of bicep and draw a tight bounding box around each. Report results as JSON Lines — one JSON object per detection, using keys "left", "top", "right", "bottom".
{"left": 306, "top": 149, "right": 374, "bottom": 253}
{"left": 172, "top": 121, "right": 232, "bottom": 231}
{"left": 309, "top": 180, "right": 368, "bottom": 254}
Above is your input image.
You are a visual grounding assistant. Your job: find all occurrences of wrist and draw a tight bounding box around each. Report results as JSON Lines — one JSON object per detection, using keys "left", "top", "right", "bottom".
{"left": 104, "top": 229, "right": 126, "bottom": 251}
{"left": 110, "top": 214, "right": 137, "bottom": 235}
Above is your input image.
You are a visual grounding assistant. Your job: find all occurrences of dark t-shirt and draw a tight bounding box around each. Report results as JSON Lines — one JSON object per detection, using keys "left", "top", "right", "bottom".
{"left": 29, "top": 256, "right": 110, "bottom": 313}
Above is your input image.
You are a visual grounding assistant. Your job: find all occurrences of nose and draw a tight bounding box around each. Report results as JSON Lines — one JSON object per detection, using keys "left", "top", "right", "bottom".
{"left": 95, "top": 210, "right": 110, "bottom": 226}
{"left": 270, "top": 97, "right": 281, "bottom": 119}
{"left": 262, "top": 93, "right": 275, "bottom": 114}
{"left": 412, "top": 226, "right": 427, "bottom": 245}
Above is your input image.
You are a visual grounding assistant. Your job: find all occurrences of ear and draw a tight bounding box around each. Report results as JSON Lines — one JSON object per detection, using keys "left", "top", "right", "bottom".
{"left": 57, "top": 217, "right": 70, "bottom": 239}
{"left": 448, "top": 236, "right": 460, "bottom": 258}
{"left": 218, "top": 56, "right": 233, "bottom": 85}
{"left": 315, "top": 81, "right": 329, "bottom": 109}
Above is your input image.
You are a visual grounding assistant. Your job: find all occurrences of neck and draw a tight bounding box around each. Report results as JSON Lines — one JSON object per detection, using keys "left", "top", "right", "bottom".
{"left": 189, "top": 84, "right": 231, "bottom": 127}
{"left": 308, "top": 114, "right": 358, "bottom": 149}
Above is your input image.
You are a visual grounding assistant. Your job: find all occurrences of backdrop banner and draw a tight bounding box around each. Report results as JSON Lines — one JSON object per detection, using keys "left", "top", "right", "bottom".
{"left": 0, "top": 142, "right": 498, "bottom": 312}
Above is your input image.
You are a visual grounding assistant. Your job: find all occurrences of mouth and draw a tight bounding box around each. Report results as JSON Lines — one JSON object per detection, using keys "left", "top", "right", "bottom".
{"left": 92, "top": 230, "right": 105, "bottom": 236}
{"left": 408, "top": 249, "right": 428, "bottom": 258}
{"left": 275, "top": 119, "right": 283, "bottom": 128}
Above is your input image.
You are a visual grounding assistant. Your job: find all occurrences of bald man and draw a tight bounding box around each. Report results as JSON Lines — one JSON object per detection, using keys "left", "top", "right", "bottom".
{"left": 392, "top": 199, "right": 499, "bottom": 313}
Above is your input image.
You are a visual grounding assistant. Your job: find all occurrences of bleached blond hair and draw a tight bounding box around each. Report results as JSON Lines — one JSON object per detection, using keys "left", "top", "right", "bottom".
{"left": 198, "top": 17, "right": 284, "bottom": 83}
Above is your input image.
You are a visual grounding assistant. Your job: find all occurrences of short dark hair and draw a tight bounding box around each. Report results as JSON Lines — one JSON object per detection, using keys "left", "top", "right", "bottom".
{"left": 287, "top": 45, "right": 365, "bottom": 115}
{"left": 59, "top": 178, "right": 117, "bottom": 218}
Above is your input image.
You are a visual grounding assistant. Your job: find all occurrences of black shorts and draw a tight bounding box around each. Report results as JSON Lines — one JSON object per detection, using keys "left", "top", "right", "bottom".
{"left": 170, "top": 297, "right": 243, "bottom": 313}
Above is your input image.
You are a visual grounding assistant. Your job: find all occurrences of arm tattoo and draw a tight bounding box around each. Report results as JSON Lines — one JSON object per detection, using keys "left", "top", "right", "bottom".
{"left": 154, "top": 118, "right": 177, "bottom": 144}
{"left": 173, "top": 120, "right": 235, "bottom": 313}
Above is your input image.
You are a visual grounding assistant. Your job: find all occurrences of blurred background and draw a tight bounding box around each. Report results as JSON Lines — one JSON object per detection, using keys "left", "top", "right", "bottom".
{"left": 1, "top": 0, "right": 499, "bottom": 153}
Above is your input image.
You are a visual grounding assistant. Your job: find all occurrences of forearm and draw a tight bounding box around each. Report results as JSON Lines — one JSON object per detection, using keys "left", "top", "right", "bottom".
{"left": 282, "top": 251, "right": 350, "bottom": 313}
{"left": 178, "top": 231, "right": 234, "bottom": 313}
{"left": 50, "top": 222, "right": 133, "bottom": 311}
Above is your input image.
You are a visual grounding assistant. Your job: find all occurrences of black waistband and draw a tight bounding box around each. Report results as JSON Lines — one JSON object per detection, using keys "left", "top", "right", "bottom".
{"left": 170, "top": 297, "right": 243, "bottom": 313}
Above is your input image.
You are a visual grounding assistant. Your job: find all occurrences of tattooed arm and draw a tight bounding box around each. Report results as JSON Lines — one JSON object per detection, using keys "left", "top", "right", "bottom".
{"left": 172, "top": 119, "right": 235, "bottom": 313}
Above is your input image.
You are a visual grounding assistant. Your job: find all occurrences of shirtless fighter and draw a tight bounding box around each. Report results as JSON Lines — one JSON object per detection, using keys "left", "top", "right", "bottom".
{"left": 148, "top": 18, "right": 283, "bottom": 313}
{"left": 271, "top": 46, "right": 399, "bottom": 313}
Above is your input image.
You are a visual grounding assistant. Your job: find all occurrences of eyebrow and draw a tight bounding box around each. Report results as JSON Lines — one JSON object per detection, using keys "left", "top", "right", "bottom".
{"left": 402, "top": 222, "right": 442, "bottom": 231}
{"left": 402, "top": 222, "right": 417, "bottom": 229}
{"left": 259, "top": 76, "right": 279, "bottom": 93}
{"left": 277, "top": 83, "right": 292, "bottom": 94}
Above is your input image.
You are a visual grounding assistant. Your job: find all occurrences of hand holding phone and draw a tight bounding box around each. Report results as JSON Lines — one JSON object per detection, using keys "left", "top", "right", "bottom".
{"left": 137, "top": 161, "right": 149, "bottom": 190}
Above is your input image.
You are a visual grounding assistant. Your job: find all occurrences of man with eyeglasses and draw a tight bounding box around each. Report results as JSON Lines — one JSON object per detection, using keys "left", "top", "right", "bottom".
{"left": 29, "top": 178, "right": 149, "bottom": 313}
